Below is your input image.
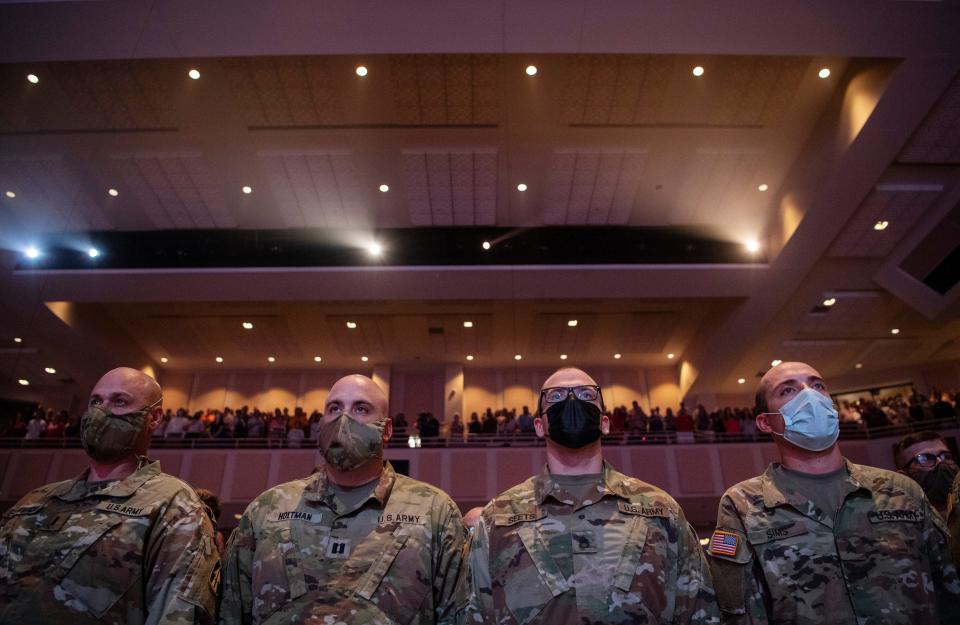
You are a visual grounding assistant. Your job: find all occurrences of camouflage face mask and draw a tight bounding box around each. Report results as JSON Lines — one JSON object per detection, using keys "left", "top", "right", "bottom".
{"left": 80, "top": 401, "right": 156, "bottom": 462}
{"left": 319, "top": 414, "right": 386, "bottom": 471}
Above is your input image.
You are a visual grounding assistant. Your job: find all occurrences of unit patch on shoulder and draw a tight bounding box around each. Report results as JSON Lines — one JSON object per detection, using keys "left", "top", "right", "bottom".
{"left": 709, "top": 529, "right": 740, "bottom": 557}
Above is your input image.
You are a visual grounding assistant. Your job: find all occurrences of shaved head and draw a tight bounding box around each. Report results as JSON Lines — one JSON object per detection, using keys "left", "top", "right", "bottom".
{"left": 90, "top": 367, "right": 162, "bottom": 412}
{"left": 542, "top": 367, "right": 598, "bottom": 390}
{"left": 326, "top": 374, "right": 389, "bottom": 420}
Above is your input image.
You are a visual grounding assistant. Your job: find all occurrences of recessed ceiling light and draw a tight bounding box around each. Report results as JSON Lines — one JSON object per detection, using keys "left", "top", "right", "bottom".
{"left": 26, "top": 74, "right": 39, "bottom": 84}
{"left": 215, "top": 356, "right": 223, "bottom": 363}
{"left": 361, "top": 356, "right": 369, "bottom": 362}
{"left": 818, "top": 68, "right": 831, "bottom": 79}
{"left": 44, "top": 367, "right": 56, "bottom": 374}
{"left": 757, "top": 183, "right": 769, "bottom": 192}
{"left": 667, "top": 353, "right": 675, "bottom": 359}
{"left": 160, "top": 357, "right": 169, "bottom": 363}
{"left": 267, "top": 356, "right": 276, "bottom": 363}
{"left": 514, "top": 354, "right": 522, "bottom": 360}
{"left": 771, "top": 359, "right": 782, "bottom": 367}
{"left": 241, "top": 185, "right": 252, "bottom": 194}
{"left": 463, "top": 321, "right": 474, "bottom": 328}
{"left": 379, "top": 184, "right": 389, "bottom": 193}
{"left": 525, "top": 65, "right": 538, "bottom": 76}
{"left": 482, "top": 241, "right": 491, "bottom": 250}
{"left": 745, "top": 239, "right": 761, "bottom": 254}
{"left": 614, "top": 353, "right": 622, "bottom": 359}
{"left": 242, "top": 321, "right": 253, "bottom": 330}
{"left": 516, "top": 183, "right": 528, "bottom": 192}
{"left": 13, "top": 337, "right": 22, "bottom": 343}
{"left": 108, "top": 188, "right": 119, "bottom": 197}
{"left": 368, "top": 242, "right": 383, "bottom": 257}
{"left": 18, "top": 379, "right": 29, "bottom": 386}
{"left": 874, "top": 220, "right": 889, "bottom": 231}
{"left": 24, "top": 246, "right": 40, "bottom": 260}
{"left": 567, "top": 319, "right": 578, "bottom": 327}
{"left": 855, "top": 363, "right": 863, "bottom": 369}
{"left": 737, "top": 378, "right": 746, "bottom": 384}
{"left": 692, "top": 66, "right": 705, "bottom": 77}
{"left": 466, "top": 354, "right": 474, "bottom": 361}
{"left": 314, "top": 356, "right": 322, "bottom": 362}
{"left": 346, "top": 321, "right": 357, "bottom": 329}
{"left": 890, "top": 328, "right": 900, "bottom": 335}
{"left": 87, "top": 248, "right": 100, "bottom": 258}
{"left": 560, "top": 354, "right": 568, "bottom": 360}
{"left": 355, "top": 65, "right": 368, "bottom": 77}
{"left": 5, "top": 191, "right": 15, "bottom": 198}
{"left": 823, "top": 297, "right": 837, "bottom": 307}
{"left": 188, "top": 69, "right": 201, "bottom": 80}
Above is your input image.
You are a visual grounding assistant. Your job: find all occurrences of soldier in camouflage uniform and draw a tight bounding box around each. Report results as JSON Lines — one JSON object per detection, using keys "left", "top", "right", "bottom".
{"left": 949, "top": 471, "right": 960, "bottom": 570}
{"left": 0, "top": 367, "right": 220, "bottom": 624}
{"left": 707, "top": 361, "right": 960, "bottom": 624}
{"left": 219, "top": 374, "right": 468, "bottom": 625}
{"left": 461, "top": 367, "right": 719, "bottom": 625}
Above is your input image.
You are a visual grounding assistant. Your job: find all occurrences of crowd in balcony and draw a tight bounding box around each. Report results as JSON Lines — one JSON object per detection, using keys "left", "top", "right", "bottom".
{"left": 3, "top": 388, "right": 958, "bottom": 445}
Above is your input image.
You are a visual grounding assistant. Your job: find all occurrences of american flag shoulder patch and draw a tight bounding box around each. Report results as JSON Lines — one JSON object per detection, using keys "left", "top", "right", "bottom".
{"left": 709, "top": 529, "right": 740, "bottom": 556}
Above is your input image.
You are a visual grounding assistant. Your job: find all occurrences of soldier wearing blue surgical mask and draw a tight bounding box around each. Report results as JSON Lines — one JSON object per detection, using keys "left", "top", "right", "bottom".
{"left": 705, "top": 361, "right": 960, "bottom": 625}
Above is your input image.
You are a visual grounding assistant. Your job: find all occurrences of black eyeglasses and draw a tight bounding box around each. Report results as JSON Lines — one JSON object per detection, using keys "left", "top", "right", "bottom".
{"left": 903, "top": 450, "right": 953, "bottom": 470}
{"left": 541, "top": 385, "right": 601, "bottom": 404}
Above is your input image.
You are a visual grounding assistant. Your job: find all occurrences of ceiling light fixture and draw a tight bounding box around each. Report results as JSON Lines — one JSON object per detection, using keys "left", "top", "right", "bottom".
{"left": 692, "top": 66, "right": 705, "bottom": 77}
{"left": 874, "top": 220, "right": 889, "bottom": 231}
{"left": 26, "top": 74, "right": 39, "bottom": 84}
{"left": 215, "top": 356, "right": 223, "bottom": 363}
{"left": 188, "top": 69, "right": 201, "bottom": 80}
{"left": 818, "top": 68, "right": 831, "bottom": 79}
{"left": 346, "top": 321, "right": 357, "bottom": 329}
{"left": 823, "top": 297, "right": 836, "bottom": 307}
{"left": 482, "top": 241, "right": 491, "bottom": 250}
{"left": 855, "top": 363, "right": 863, "bottom": 369}
{"left": 737, "top": 378, "right": 746, "bottom": 384}
{"left": 560, "top": 354, "right": 568, "bottom": 360}
{"left": 567, "top": 319, "right": 578, "bottom": 327}
{"left": 44, "top": 367, "right": 56, "bottom": 374}
{"left": 757, "top": 183, "right": 769, "bottom": 192}
{"left": 13, "top": 337, "right": 23, "bottom": 343}
{"left": 5, "top": 191, "right": 15, "bottom": 198}
{"left": 614, "top": 353, "right": 622, "bottom": 359}
{"left": 314, "top": 356, "right": 322, "bottom": 362}
{"left": 267, "top": 356, "right": 276, "bottom": 363}
{"left": 355, "top": 65, "right": 368, "bottom": 77}
{"left": 108, "top": 188, "right": 119, "bottom": 197}
{"left": 160, "top": 357, "right": 169, "bottom": 363}
{"left": 242, "top": 322, "right": 253, "bottom": 330}
{"left": 368, "top": 242, "right": 383, "bottom": 257}
{"left": 24, "top": 246, "right": 40, "bottom": 260}
{"left": 379, "top": 184, "right": 389, "bottom": 193}
{"left": 525, "top": 65, "right": 538, "bottom": 76}
{"left": 771, "top": 359, "right": 782, "bottom": 367}
{"left": 466, "top": 354, "right": 474, "bottom": 361}
{"left": 463, "top": 321, "right": 474, "bottom": 328}
{"left": 514, "top": 354, "right": 522, "bottom": 361}
{"left": 87, "top": 248, "right": 100, "bottom": 258}
{"left": 890, "top": 328, "right": 900, "bottom": 335}
{"left": 361, "top": 356, "right": 369, "bottom": 362}
{"left": 745, "top": 239, "right": 761, "bottom": 254}
{"left": 516, "top": 183, "right": 528, "bottom": 192}
{"left": 667, "top": 353, "right": 675, "bottom": 359}
{"left": 241, "top": 185, "right": 252, "bottom": 194}
{"left": 18, "top": 379, "right": 29, "bottom": 386}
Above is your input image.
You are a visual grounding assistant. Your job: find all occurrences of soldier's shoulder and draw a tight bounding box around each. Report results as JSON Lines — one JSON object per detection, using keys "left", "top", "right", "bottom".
{"left": 489, "top": 475, "right": 537, "bottom": 506}
{"left": 611, "top": 471, "right": 684, "bottom": 516}
{"left": 243, "top": 476, "right": 314, "bottom": 515}
{"left": 10, "top": 478, "right": 73, "bottom": 507}
{"left": 852, "top": 462, "right": 926, "bottom": 503}
{"left": 393, "top": 473, "right": 455, "bottom": 503}
{"left": 719, "top": 475, "right": 767, "bottom": 511}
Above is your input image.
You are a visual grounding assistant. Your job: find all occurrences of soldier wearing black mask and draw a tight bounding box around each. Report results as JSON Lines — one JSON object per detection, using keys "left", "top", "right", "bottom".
{"left": 895, "top": 430, "right": 959, "bottom": 517}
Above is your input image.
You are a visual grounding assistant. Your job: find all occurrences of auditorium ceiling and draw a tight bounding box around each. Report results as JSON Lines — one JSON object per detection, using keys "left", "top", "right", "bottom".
{"left": 0, "top": 0, "right": 958, "bottom": 402}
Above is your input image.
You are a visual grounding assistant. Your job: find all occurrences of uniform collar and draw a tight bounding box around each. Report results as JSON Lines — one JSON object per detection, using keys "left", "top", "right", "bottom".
{"left": 760, "top": 458, "right": 866, "bottom": 523}
{"left": 304, "top": 460, "right": 397, "bottom": 515}
{"left": 53, "top": 456, "right": 160, "bottom": 502}
{"left": 533, "top": 460, "right": 628, "bottom": 505}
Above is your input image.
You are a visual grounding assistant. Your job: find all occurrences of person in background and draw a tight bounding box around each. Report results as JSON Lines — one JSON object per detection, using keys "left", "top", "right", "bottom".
{"left": 894, "top": 430, "right": 958, "bottom": 518}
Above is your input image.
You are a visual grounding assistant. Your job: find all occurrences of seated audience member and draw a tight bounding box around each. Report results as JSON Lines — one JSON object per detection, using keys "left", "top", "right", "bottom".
{"left": 481, "top": 409, "right": 498, "bottom": 434}
{"left": 468, "top": 412, "right": 483, "bottom": 434}
{"left": 500, "top": 411, "right": 519, "bottom": 434}
{"left": 517, "top": 406, "right": 535, "bottom": 433}
{"left": 676, "top": 404, "right": 694, "bottom": 431}
{"left": 246, "top": 411, "right": 264, "bottom": 438}
{"left": 450, "top": 412, "right": 465, "bottom": 438}
{"left": 25, "top": 411, "right": 46, "bottom": 439}
{"left": 392, "top": 412, "right": 409, "bottom": 436}
{"left": 286, "top": 424, "right": 305, "bottom": 448}
{"left": 422, "top": 411, "right": 441, "bottom": 438}
{"left": 894, "top": 430, "right": 958, "bottom": 517}
{"left": 309, "top": 410, "right": 323, "bottom": 440}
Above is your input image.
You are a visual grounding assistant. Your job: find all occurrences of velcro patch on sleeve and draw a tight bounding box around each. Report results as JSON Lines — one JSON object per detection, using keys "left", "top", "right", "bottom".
{"left": 617, "top": 501, "right": 672, "bottom": 517}
{"left": 708, "top": 529, "right": 740, "bottom": 557}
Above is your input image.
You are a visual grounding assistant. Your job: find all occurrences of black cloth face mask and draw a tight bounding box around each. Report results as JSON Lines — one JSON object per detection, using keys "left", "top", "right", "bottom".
{"left": 545, "top": 396, "right": 602, "bottom": 449}
{"left": 911, "top": 462, "right": 959, "bottom": 506}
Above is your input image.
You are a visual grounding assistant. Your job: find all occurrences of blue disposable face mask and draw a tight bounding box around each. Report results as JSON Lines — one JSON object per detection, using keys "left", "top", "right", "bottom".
{"left": 770, "top": 387, "right": 839, "bottom": 452}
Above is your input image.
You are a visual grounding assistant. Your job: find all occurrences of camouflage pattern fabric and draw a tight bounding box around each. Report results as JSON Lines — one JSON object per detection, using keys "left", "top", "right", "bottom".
{"left": 0, "top": 457, "right": 220, "bottom": 624}
{"left": 707, "top": 459, "right": 960, "bottom": 625}
{"left": 949, "top": 470, "right": 960, "bottom": 571}
{"left": 461, "top": 461, "right": 720, "bottom": 625}
{"left": 219, "top": 460, "right": 468, "bottom": 625}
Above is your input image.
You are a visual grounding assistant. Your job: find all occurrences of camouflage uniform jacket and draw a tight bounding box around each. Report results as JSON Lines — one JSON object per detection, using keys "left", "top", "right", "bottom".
{"left": 707, "top": 460, "right": 960, "bottom": 625}
{"left": 219, "top": 461, "right": 468, "bottom": 625}
{"left": 462, "top": 461, "right": 720, "bottom": 625}
{"left": 0, "top": 457, "right": 220, "bottom": 625}
{"left": 949, "top": 471, "right": 960, "bottom": 571}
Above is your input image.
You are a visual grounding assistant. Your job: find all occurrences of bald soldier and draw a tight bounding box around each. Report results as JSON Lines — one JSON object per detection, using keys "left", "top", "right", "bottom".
{"left": 462, "top": 367, "right": 719, "bottom": 625}
{"left": 0, "top": 367, "right": 220, "bottom": 624}
{"left": 706, "top": 361, "right": 960, "bottom": 625}
{"left": 219, "top": 374, "right": 468, "bottom": 625}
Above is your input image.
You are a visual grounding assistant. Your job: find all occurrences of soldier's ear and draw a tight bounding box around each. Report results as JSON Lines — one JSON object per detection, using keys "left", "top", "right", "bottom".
{"left": 382, "top": 417, "right": 393, "bottom": 443}
{"left": 600, "top": 414, "right": 610, "bottom": 435}
{"left": 148, "top": 406, "right": 164, "bottom": 430}
{"left": 534, "top": 417, "right": 546, "bottom": 439}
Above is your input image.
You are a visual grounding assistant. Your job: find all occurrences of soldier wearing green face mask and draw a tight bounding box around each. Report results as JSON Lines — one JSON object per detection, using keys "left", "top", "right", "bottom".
{"left": 707, "top": 361, "right": 960, "bottom": 625}
{"left": 0, "top": 367, "right": 220, "bottom": 624}
{"left": 219, "top": 374, "right": 468, "bottom": 625}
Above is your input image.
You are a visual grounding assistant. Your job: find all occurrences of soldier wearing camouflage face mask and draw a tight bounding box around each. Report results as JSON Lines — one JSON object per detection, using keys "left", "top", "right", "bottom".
{"left": 0, "top": 367, "right": 220, "bottom": 624}
{"left": 460, "top": 367, "right": 719, "bottom": 625}
{"left": 707, "top": 361, "right": 960, "bottom": 625}
{"left": 220, "top": 374, "right": 468, "bottom": 625}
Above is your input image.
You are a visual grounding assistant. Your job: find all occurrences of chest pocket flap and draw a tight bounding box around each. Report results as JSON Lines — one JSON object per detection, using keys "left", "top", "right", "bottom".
{"left": 612, "top": 515, "right": 650, "bottom": 592}
{"left": 354, "top": 525, "right": 409, "bottom": 600}
{"left": 515, "top": 524, "right": 570, "bottom": 597}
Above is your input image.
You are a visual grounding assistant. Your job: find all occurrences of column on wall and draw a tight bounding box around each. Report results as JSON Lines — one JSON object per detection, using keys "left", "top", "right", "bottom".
{"left": 372, "top": 365, "right": 392, "bottom": 407}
